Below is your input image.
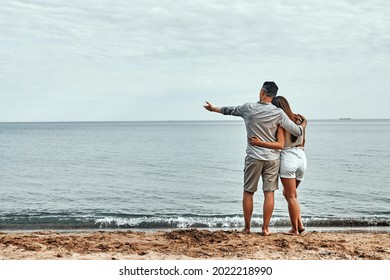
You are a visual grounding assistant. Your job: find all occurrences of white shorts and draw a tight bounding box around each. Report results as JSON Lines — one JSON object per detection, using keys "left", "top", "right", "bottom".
{"left": 280, "top": 147, "right": 307, "bottom": 181}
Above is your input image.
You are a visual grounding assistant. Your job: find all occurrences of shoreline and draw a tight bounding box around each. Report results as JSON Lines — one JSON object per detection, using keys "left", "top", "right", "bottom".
{"left": 1, "top": 228, "right": 389, "bottom": 260}
{"left": 1, "top": 226, "right": 390, "bottom": 233}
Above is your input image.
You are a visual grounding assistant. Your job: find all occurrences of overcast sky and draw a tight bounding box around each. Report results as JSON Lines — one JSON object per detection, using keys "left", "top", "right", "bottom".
{"left": 1, "top": 0, "right": 389, "bottom": 121}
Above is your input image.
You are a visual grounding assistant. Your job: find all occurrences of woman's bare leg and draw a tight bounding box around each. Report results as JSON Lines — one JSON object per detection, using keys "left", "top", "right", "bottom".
{"left": 295, "top": 180, "right": 305, "bottom": 233}
{"left": 281, "top": 178, "right": 300, "bottom": 235}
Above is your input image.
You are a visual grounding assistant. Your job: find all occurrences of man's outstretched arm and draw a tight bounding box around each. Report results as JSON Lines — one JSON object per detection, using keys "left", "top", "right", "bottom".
{"left": 204, "top": 101, "right": 244, "bottom": 117}
{"left": 203, "top": 101, "right": 222, "bottom": 113}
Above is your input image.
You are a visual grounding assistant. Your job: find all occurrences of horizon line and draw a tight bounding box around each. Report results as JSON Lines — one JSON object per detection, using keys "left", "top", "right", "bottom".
{"left": 1, "top": 118, "right": 390, "bottom": 124}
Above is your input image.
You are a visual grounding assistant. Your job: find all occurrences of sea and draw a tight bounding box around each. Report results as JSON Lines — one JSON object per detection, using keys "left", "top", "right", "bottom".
{"left": 0, "top": 119, "right": 389, "bottom": 231}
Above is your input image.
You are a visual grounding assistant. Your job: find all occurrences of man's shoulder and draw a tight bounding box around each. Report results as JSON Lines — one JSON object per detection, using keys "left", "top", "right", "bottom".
{"left": 243, "top": 102, "right": 283, "bottom": 114}
{"left": 267, "top": 105, "right": 287, "bottom": 121}
{"left": 242, "top": 102, "right": 258, "bottom": 106}
{"left": 272, "top": 106, "right": 284, "bottom": 114}
{"left": 236, "top": 102, "right": 257, "bottom": 111}
{"left": 262, "top": 103, "right": 282, "bottom": 113}
{"left": 243, "top": 102, "right": 273, "bottom": 108}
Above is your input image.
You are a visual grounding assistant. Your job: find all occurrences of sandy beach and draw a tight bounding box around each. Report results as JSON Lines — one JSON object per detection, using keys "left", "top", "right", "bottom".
{"left": 0, "top": 229, "right": 389, "bottom": 260}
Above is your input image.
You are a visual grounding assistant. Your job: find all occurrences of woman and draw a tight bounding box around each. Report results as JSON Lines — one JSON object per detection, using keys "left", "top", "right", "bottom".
{"left": 249, "top": 96, "right": 307, "bottom": 235}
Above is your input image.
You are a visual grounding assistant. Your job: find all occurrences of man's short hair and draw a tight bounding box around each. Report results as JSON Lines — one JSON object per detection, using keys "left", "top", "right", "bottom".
{"left": 262, "top": 81, "right": 278, "bottom": 97}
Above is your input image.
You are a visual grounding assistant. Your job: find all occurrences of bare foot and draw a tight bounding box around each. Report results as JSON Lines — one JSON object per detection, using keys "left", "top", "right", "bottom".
{"left": 242, "top": 228, "right": 251, "bottom": 234}
{"left": 299, "top": 227, "right": 305, "bottom": 234}
{"left": 285, "top": 229, "right": 299, "bottom": 235}
{"left": 260, "top": 229, "right": 271, "bottom": 236}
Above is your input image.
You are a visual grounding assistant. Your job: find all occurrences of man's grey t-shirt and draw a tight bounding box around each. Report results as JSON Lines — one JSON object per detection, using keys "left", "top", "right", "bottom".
{"left": 221, "top": 102, "right": 303, "bottom": 161}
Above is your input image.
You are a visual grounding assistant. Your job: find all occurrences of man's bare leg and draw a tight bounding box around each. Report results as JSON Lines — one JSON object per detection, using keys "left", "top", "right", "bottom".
{"left": 262, "top": 191, "right": 275, "bottom": 236}
{"left": 243, "top": 191, "right": 254, "bottom": 233}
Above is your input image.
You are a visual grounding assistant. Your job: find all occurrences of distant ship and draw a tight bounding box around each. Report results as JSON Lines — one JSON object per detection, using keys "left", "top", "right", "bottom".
{"left": 339, "top": 117, "right": 352, "bottom": 120}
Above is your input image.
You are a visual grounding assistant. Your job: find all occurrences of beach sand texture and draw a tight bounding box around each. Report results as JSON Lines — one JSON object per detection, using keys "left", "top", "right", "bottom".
{"left": 1, "top": 229, "right": 389, "bottom": 260}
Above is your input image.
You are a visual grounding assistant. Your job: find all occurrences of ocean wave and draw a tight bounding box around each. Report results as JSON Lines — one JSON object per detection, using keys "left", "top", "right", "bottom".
{"left": 94, "top": 216, "right": 245, "bottom": 228}
{"left": 1, "top": 214, "right": 389, "bottom": 230}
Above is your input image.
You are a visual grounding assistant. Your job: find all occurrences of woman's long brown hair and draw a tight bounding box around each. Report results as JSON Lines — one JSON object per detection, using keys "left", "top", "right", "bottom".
{"left": 272, "top": 96, "right": 300, "bottom": 143}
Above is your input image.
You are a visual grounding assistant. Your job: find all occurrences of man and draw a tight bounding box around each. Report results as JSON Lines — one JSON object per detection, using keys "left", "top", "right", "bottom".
{"left": 204, "top": 81, "right": 306, "bottom": 235}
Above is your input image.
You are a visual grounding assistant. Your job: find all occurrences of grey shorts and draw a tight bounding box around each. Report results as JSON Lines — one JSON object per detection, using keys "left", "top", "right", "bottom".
{"left": 243, "top": 155, "right": 280, "bottom": 193}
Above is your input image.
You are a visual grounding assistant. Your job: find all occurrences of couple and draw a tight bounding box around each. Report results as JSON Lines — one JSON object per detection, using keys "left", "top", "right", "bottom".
{"left": 204, "top": 81, "right": 307, "bottom": 236}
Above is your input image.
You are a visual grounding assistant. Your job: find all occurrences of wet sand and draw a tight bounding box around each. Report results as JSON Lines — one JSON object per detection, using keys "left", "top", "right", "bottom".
{"left": 0, "top": 229, "right": 389, "bottom": 260}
